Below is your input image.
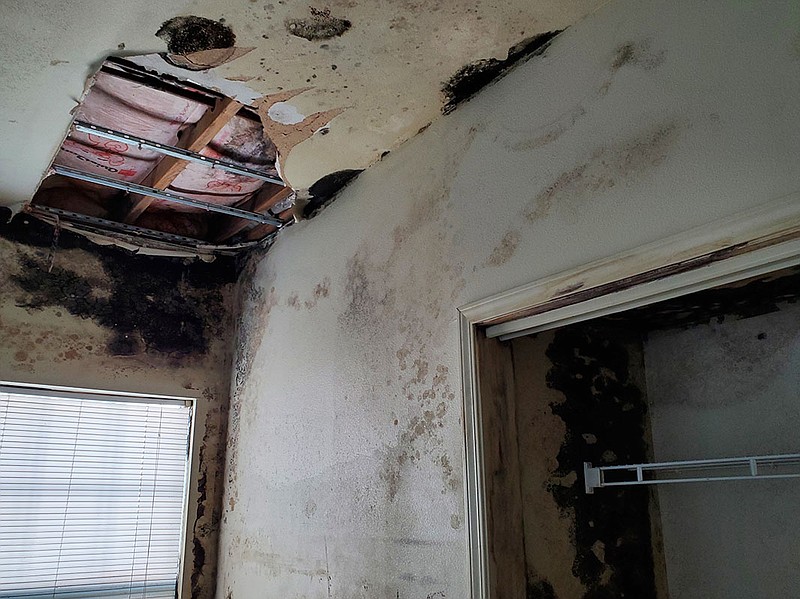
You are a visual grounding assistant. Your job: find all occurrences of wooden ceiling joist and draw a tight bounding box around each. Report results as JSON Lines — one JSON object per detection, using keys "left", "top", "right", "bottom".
{"left": 123, "top": 97, "right": 243, "bottom": 224}
{"left": 213, "top": 184, "right": 293, "bottom": 243}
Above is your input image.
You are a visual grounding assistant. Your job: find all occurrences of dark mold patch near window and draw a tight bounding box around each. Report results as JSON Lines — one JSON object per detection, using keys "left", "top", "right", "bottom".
{"left": 285, "top": 7, "right": 352, "bottom": 41}
{"left": 302, "top": 169, "right": 363, "bottom": 219}
{"left": 545, "top": 325, "right": 657, "bottom": 598}
{"left": 441, "top": 30, "right": 562, "bottom": 115}
{"left": 190, "top": 537, "right": 206, "bottom": 599}
{"left": 2, "top": 213, "right": 238, "bottom": 359}
{"left": 156, "top": 16, "right": 236, "bottom": 54}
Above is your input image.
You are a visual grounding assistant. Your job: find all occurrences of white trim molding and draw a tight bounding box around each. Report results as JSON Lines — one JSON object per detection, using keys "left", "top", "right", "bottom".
{"left": 456, "top": 192, "right": 800, "bottom": 598}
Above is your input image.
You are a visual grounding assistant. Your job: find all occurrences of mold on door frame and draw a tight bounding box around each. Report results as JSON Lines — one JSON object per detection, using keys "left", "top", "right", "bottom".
{"left": 457, "top": 193, "right": 800, "bottom": 599}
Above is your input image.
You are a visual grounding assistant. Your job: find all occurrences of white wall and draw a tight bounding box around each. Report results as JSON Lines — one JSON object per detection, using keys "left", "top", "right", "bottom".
{"left": 645, "top": 302, "right": 800, "bottom": 599}
{"left": 218, "top": 1, "right": 800, "bottom": 596}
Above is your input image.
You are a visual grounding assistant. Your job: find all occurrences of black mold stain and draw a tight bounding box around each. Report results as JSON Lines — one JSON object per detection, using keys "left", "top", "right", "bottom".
{"left": 442, "top": 31, "right": 561, "bottom": 115}
{"left": 527, "top": 578, "right": 556, "bottom": 599}
{"left": 545, "top": 325, "right": 656, "bottom": 599}
{"left": 611, "top": 40, "right": 665, "bottom": 72}
{"left": 285, "top": 7, "right": 351, "bottom": 41}
{"left": 303, "top": 169, "right": 363, "bottom": 219}
{"left": 2, "top": 213, "right": 238, "bottom": 359}
{"left": 156, "top": 16, "right": 236, "bottom": 54}
{"left": 190, "top": 537, "right": 206, "bottom": 599}
{"left": 597, "top": 267, "right": 800, "bottom": 334}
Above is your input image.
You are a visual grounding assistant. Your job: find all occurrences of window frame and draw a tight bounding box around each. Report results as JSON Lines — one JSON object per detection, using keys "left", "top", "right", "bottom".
{"left": 0, "top": 380, "right": 197, "bottom": 599}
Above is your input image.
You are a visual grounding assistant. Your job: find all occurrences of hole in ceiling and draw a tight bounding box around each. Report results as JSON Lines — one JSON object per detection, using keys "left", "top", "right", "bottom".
{"left": 28, "top": 57, "right": 295, "bottom": 254}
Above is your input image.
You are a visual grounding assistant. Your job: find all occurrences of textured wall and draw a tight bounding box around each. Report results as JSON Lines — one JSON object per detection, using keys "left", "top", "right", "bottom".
{"left": 0, "top": 212, "right": 238, "bottom": 599}
{"left": 218, "top": 0, "right": 800, "bottom": 597}
{"left": 645, "top": 300, "right": 800, "bottom": 599}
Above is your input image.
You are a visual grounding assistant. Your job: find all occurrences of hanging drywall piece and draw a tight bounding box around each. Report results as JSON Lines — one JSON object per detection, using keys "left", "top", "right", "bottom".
{"left": 166, "top": 47, "right": 256, "bottom": 71}
{"left": 126, "top": 54, "right": 263, "bottom": 105}
{"left": 255, "top": 88, "right": 344, "bottom": 174}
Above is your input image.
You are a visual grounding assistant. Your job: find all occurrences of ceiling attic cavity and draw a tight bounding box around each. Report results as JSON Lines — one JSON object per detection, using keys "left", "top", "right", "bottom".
{"left": 2, "top": 2, "right": 591, "bottom": 256}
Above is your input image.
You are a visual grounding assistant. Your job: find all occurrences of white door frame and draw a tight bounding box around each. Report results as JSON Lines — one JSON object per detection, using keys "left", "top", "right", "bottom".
{"left": 457, "top": 192, "right": 800, "bottom": 598}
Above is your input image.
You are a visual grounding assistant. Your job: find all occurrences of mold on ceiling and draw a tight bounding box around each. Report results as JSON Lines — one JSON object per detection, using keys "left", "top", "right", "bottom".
{"left": 2, "top": 0, "right": 607, "bottom": 251}
{"left": 29, "top": 57, "right": 296, "bottom": 251}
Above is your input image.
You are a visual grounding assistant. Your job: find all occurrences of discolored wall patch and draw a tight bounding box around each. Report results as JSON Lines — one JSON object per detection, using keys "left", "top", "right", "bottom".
{"left": 524, "top": 120, "right": 682, "bottom": 223}
{"left": 0, "top": 212, "right": 238, "bottom": 599}
{"left": 484, "top": 229, "right": 520, "bottom": 267}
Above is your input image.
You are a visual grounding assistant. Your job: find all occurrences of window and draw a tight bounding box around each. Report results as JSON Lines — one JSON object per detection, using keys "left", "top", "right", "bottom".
{"left": 0, "top": 384, "right": 194, "bottom": 599}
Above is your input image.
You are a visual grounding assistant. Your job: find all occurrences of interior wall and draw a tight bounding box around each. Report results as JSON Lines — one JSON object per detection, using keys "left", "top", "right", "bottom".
{"left": 644, "top": 300, "right": 800, "bottom": 599}
{"left": 510, "top": 328, "right": 667, "bottom": 599}
{"left": 218, "top": 0, "right": 800, "bottom": 597}
{"left": 0, "top": 212, "right": 239, "bottom": 599}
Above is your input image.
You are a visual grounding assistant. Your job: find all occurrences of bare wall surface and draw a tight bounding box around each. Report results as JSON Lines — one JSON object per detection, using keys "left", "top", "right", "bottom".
{"left": 218, "top": 1, "right": 800, "bottom": 597}
{"left": 0, "top": 213, "right": 239, "bottom": 599}
{"left": 644, "top": 301, "right": 800, "bottom": 599}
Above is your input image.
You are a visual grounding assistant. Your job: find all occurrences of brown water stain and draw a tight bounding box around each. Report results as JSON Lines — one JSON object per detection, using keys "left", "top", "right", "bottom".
{"left": 525, "top": 120, "right": 682, "bottom": 222}
{"left": 599, "top": 39, "right": 666, "bottom": 96}
{"left": 485, "top": 230, "right": 520, "bottom": 267}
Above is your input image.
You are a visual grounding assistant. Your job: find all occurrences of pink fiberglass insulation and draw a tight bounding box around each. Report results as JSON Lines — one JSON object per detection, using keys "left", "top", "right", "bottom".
{"left": 37, "top": 65, "right": 280, "bottom": 241}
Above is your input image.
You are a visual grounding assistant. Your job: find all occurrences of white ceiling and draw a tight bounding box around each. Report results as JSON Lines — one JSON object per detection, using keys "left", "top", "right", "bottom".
{"left": 1, "top": 0, "right": 606, "bottom": 209}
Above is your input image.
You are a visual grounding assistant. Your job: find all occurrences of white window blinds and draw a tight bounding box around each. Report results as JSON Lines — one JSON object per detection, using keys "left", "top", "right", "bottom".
{"left": 0, "top": 387, "right": 193, "bottom": 599}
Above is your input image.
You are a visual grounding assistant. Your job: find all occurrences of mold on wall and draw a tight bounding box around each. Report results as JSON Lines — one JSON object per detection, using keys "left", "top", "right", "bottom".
{"left": 548, "top": 327, "right": 656, "bottom": 597}
{"left": 216, "top": 1, "right": 800, "bottom": 597}
{"left": 511, "top": 328, "right": 665, "bottom": 599}
{"left": 0, "top": 211, "right": 239, "bottom": 599}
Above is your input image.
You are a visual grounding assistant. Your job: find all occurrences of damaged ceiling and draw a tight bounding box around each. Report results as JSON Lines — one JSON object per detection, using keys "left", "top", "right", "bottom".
{"left": 1, "top": 0, "right": 606, "bottom": 251}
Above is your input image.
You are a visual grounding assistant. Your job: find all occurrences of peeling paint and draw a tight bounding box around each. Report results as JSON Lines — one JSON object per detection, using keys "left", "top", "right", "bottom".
{"left": 256, "top": 88, "right": 345, "bottom": 167}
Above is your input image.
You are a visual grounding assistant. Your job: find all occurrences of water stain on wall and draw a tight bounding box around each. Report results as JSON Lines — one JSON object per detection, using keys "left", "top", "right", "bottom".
{"left": 0, "top": 213, "right": 237, "bottom": 599}
{"left": 524, "top": 120, "right": 682, "bottom": 223}
{"left": 286, "top": 276, "right": 332, "bottom": 310}
{"left": 596, "top": 39, "right": 666, "bottom": 96}
{"left": 484, "top": 229, "right": 520, "bottom": 267}
{"left": 337, "top": 126, "right": 477, "bottom": 502}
